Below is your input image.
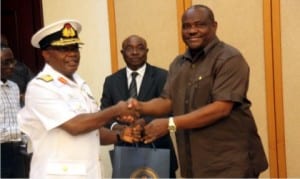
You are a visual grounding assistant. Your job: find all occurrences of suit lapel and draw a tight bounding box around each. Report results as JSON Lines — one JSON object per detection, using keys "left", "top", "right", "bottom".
{"left": 138, "top": 64, "right": 154, "bottom": 100}
{"left": 116, "top": 69, "right": 130, "bottom": 99}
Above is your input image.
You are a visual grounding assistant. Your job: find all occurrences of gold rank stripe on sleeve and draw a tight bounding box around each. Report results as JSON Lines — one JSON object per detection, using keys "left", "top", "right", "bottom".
{"left": 37, "top": 74, "right": 53, "bottom": 82}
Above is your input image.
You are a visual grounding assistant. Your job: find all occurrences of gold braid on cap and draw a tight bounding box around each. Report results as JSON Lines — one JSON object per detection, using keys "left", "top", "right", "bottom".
{"left": 51, "top": 38, "right": 82, "bottom": 46}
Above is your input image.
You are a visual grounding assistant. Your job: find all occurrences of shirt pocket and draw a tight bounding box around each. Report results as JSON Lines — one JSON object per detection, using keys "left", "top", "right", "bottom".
{"left": 190, "top": 74, "right": 214, "bottom": 109}
{"left": 68, "top": 97, "right": 87, "bottom": 113}
{"left": 46, "top": 160, "right": 87, "bottom": 177}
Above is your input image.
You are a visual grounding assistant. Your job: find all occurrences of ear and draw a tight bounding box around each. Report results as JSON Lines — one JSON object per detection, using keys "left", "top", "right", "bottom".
{"left": 42, "top": 50, "right": 50, "bottom": 63}
{"left": 213, "top": 21, "right": 218, "bottom": 30}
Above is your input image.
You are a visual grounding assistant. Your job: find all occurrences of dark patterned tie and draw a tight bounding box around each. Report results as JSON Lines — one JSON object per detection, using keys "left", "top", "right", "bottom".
{"left": 129, "top": 72, "right": 138, "bottom": 98}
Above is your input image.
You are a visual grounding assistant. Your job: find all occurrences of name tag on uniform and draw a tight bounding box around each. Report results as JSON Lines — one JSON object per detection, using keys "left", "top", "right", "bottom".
{"left": 46, "top": 161, "right": 87, "bottom": 176}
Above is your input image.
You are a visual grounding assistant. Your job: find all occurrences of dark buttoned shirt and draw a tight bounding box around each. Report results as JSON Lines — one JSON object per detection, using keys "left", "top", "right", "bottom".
{"left": 161, "top": 37, "right": 268, "bottom": 177}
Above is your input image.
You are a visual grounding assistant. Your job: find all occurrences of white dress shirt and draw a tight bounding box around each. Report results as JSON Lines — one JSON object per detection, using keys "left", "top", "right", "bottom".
{"left": 126, "top": 63, "right": 146, "bottom": 95}
{"left": 0, "top": 80, "right": 21, "bottom": 143}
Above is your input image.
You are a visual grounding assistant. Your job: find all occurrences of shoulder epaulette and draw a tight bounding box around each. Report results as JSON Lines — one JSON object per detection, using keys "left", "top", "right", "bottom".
{"left": 37, "top": 74, "right": 53, "bottom": 82}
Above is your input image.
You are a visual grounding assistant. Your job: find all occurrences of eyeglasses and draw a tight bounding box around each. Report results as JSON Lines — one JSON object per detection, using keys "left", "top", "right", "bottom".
{"left": 1, "top": 58, "right": 17, "bottom": 67}
{"left": 123, "top": 46, "right": 147, "bottom": 54}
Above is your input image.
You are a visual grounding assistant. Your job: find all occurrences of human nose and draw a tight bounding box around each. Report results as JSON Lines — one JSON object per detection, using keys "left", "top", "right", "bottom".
{"left": 187, "top": 25, "right": 198, "bottom": 34}
{"left": 135, "top": 48, "right": 141, "bottom": 53}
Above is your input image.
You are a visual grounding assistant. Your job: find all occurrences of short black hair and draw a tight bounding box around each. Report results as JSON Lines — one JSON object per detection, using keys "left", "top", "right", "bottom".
{"left": 122, "top": 34, "right": 147, "bottom": 49}
{"left": 185, "top": 4, "right": 215, "bottom": 23}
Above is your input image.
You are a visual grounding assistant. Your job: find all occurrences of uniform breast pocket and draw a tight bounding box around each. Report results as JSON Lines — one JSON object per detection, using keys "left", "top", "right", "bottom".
{"left": 190, "top": 75, "right": 214, "bottom": 109}
{"left": 46, "top": 160, "right": 87, "bottom": 178}
{"left": 68, "top": 97, "right": 87, "bottom": 113}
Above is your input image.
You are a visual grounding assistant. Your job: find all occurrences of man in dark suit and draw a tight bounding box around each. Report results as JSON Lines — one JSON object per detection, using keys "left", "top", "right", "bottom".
{"left": 100, "top": 34, "right": 178, "bottom": 178}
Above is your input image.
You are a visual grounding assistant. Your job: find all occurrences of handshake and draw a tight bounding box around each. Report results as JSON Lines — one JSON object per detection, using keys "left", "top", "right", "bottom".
{"left": 115, "top": 98, "right": 141, "bottom": 124}
{"left": 113, "top": 98, "right": 170, "bottom": 144}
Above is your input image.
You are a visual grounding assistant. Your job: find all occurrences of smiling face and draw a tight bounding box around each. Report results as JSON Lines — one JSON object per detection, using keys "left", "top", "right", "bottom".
{"left": 42, "top": 44, "right": 80, "bottom": 79}
{"left": 121, "top": 35, "right": 148, "bottom": 71}
{"left": 181, "top": 6, "right": 217, "bottom": 50}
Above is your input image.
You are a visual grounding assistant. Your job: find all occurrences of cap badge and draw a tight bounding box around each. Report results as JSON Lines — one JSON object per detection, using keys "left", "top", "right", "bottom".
{"left": 62, "top": 23, "right": 76, "bottom": 38}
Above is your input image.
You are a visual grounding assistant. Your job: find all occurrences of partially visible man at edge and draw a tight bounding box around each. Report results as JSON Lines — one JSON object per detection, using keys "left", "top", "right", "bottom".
{"left": 128, "top": 4, "right": 268, "bottom": 178}
{"left": 17, "top": 19, "right": 137, "bottom": 179}
{"left": 1, "top": 45, "right": 26, "bottom": 178}
{"left": 1, "top": 34, "right": 34, "bottom": 177}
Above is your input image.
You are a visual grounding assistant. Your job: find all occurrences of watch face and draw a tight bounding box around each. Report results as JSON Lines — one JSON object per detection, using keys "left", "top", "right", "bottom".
{"left": 168, "top": 126, "right": 176, "bottom": 132}
{"left": 168, "top": 117, "right": 176, "bottom": 132}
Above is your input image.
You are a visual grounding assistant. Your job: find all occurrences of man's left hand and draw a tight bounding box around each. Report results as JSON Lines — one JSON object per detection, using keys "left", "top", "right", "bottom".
{"left": 143, "top": 118, "right": 168, "bottom": 144}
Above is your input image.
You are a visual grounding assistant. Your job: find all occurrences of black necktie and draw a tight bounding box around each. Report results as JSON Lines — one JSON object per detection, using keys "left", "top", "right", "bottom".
{"left": 129, "top": 72, "right": 138, "bottom": 98}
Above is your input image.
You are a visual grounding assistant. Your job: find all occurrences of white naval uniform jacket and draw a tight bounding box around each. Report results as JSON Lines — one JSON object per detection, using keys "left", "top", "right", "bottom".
{"left": 18, "top": 64, "right": 101, "bottom": 179}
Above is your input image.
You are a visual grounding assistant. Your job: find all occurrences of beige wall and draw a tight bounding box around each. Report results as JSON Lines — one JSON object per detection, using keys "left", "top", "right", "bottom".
{"left": 114, "top": 0, "right": 179, "bottom": 70}
{"left": 281, "top": 0, "right": 300, "bottom": 177}
{"left": 41, "top": 0, "right": 300, "bottom": 178}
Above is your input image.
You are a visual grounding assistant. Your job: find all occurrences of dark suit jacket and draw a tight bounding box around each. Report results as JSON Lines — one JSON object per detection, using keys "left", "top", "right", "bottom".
{"left": 100, "top": 63, "right": 178, "bottom": 177}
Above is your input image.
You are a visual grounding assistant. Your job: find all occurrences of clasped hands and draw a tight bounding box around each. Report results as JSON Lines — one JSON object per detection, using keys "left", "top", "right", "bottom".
{"left": 116, "top": 99, "right": 169, "bottom": 144}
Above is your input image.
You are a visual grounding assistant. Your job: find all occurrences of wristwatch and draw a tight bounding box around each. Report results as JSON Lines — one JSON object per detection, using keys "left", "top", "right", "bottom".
{"left": 168, "top": 117, "right": 176, "bottom": 132}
